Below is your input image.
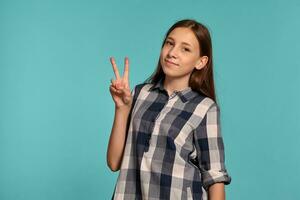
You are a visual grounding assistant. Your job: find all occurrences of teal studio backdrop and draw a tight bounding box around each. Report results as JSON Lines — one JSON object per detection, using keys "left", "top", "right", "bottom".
{"left": 1, "top": 0, "right": 299, "bottom": 199}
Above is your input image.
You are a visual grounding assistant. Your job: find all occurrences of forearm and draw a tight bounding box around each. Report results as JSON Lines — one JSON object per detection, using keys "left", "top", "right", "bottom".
{"left": 106, "top": 106, "right": 131, "bottom": 171}
{"left": 208, "top": 183, "right": 225, "bottom": 200}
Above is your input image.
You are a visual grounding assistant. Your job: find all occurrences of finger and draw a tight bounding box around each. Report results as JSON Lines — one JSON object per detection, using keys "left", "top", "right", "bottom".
{"left": 123, "top": 57, "right": 129, "bottom": 82}
{"left": 110, "top": 78, "right": 114, "bottom": 85}
{"left": 110, "top": 57, "right": 121, "bottom": 80}
{"left": 110, "top": 85, "right": 123, "bottom": 95}
{"left": 110, "top": 78, "right": 117, "bottom": 87}
{"left": 117, "top": 87, "right": 131, "bottom": 98}
{"left": 114, "top": 79, "right": 124, "bottom": 89}
{"left": 109, "top": 85, "right": 117, "bottom": 93}
{"left": 116, "top": 89, "right": 123, "bottom": 94}
{"left": 116, "top": 82, "right": 124, "bottom": 89}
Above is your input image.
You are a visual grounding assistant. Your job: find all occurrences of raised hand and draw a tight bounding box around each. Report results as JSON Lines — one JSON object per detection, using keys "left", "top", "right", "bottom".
{"left": 109, "top": 57, "right": 132, "bottom": 109}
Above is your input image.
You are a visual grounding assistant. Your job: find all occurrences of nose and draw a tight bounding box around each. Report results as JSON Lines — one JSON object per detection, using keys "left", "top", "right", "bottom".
{"left": 167, "top": 46, "right": 178, "bottom": 58}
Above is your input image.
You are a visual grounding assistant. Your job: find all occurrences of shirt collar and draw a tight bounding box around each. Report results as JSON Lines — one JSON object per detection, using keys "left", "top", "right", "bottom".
{"left": 148, "top": 78, "right": 198, "bottom": 103}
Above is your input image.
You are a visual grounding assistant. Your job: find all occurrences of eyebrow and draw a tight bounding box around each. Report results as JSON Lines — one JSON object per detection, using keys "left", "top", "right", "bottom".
{"left": 166, "top": 37, "right": 192, "bottom": 47}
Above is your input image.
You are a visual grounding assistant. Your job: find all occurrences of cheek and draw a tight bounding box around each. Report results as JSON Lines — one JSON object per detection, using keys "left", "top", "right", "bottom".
{"left": 183, "top": 55, "right": 198, "bottom": 66}
{"left": 160, "top": 48, "right": 168, "bottom": 62}
{"left": 160, "top": 47, "right": 167, "bottom": 57}
{"left": 179, "top": 58, "right": 197, "bottom": 71}
{"left": 159, "top": 51, "right": 164, "bottom": 63}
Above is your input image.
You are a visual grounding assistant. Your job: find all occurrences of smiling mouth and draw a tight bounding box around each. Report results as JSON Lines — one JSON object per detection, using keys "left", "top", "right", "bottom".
{"left": 165, "top": 59, "right": 179, "bottom": 66}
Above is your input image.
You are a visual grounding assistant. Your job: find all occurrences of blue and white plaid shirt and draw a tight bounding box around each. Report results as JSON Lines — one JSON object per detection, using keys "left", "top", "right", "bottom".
{"left": 112, "top": 79, "right": 231, "bottom": 200}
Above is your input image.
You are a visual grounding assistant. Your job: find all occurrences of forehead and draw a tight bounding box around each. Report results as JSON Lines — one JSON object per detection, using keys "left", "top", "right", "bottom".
{"left": 167, "top": 27, "right": 199, "bottom": 48}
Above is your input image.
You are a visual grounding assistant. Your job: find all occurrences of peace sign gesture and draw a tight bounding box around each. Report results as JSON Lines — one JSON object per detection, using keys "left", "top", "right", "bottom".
{"left": 109, "top": 57, "right": 132, "bottom": 109}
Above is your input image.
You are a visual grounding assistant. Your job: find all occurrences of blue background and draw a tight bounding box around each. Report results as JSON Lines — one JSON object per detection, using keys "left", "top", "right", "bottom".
{"left": 1, "top": 0, "right": 299, "bottom": 199}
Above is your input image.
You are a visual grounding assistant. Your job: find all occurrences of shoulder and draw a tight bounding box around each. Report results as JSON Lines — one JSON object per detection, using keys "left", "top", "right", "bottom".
{"left": 190, "top": 91, "right": 216, "bottom": 107}
{"left": 133, "top": 82, "right": 151, "bottom": 91}
{"left": 131, "top": 82, "right": 153, "bottom": 98}
{"left": 190, "top": 92, "right": 220, "bottom": 117}
{"left": 132, "top": 82, "right": 152, "bottom": 92}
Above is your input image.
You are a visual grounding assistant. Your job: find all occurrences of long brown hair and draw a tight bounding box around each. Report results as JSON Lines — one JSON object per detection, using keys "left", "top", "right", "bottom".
{"left": 145, "top": 19, "right": 217, "bottom": 103}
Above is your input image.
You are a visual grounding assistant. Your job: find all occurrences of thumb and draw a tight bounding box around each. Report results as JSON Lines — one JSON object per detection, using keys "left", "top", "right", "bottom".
{"left": 121, "top": 88, "right": 132, "bottom": 104}
{"left": 123, "top": 88, "right": 131, "bottom": 97}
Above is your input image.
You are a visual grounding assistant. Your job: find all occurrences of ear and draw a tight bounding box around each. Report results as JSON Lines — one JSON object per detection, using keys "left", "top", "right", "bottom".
{"left": 195, "top": 56, "right": 209, "bottom": 70}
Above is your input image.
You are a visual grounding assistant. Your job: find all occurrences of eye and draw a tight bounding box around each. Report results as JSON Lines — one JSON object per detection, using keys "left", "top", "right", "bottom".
{"left": 183, "top": 48, "right": 190, "bottom": 52}
{"left": 165, "top": 40, "right": 173, "bottom": 45}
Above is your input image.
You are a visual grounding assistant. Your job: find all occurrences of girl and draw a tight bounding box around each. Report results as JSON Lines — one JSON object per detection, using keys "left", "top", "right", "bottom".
{"left": 107, "top": 19, "right": 231, "bottom": 200}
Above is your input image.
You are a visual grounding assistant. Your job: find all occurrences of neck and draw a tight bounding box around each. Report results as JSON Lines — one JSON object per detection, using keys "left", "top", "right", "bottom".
{"left": 163, "top": 75, "right": 190, "bottom": 95}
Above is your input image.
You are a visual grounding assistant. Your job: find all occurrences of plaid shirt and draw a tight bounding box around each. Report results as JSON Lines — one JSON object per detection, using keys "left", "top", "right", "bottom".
{"left": 112, "top": 79, "right": 231, "bottom": 200}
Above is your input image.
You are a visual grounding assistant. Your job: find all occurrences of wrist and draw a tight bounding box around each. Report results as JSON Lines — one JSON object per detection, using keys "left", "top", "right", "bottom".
{"left": 115, "top": 104, "right": 131, "bottom": 113}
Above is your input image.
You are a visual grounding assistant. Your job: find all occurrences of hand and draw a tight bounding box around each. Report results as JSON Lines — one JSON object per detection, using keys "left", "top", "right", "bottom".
{"left": 109, "top": 57, "right": 132, "bottom": 109}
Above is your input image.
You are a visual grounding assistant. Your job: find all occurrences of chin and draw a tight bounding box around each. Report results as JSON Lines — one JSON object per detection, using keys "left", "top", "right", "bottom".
{"left": 162, "top": 65, "right": 180, "bottom": 78}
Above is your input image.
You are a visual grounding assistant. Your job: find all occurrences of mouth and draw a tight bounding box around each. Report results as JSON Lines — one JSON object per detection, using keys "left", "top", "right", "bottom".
{"left": 165, "top": 59, "right": 179, "bottom": 66}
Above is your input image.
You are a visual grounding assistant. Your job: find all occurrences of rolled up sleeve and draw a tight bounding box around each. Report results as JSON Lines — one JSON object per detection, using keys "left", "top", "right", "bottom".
{"left": 193, "top": 102, "right": 231, "bottom": 190}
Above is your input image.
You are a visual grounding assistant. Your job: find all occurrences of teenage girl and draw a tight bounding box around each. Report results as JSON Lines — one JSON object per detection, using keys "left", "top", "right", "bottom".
{"left": 107, "top": 19, "right": 231, "bottom": 200}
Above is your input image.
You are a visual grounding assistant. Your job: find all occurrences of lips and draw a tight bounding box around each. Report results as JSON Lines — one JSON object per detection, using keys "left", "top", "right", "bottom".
{"left": 165, "top": 59, "right": 179, "bottom": 66}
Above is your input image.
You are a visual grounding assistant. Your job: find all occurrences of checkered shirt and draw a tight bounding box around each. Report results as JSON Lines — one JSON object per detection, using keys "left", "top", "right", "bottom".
{"left": 112, "top": 79, "right": 231, "bottom": 200}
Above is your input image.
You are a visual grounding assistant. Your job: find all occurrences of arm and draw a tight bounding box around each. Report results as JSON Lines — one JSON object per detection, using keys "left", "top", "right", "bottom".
{"left": 107, "top": 105, "right": 131, "bottom": 171}
{"left": 193, "top": 102, "right": 231, "bottom": 198}
{"left": 106, "top": 57, "right": 133, "bottom": 172}
{"left": 208, "top": 183, "right": 225, "bottom": 200}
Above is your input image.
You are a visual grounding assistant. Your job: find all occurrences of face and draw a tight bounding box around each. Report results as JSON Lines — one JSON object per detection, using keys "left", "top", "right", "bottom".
{"left": 160, "top": 27, "right": 207, "bottom": 80}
